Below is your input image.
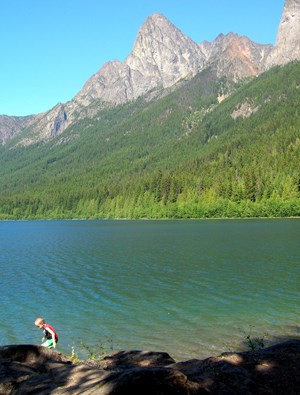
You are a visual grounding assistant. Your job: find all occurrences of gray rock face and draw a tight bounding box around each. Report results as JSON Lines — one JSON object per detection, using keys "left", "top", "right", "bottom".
{"left": 77, "top": 14, "right": 270, "bottom": 109}
{"left": 76, "top": 60, "right": 132, "bottom": 107}
{"left": 126, "top": 13, "right": 206, "bottom": 90}
{"left": 1, "top": 0, "right": 299, "bottom": 146}
{"left": 75, "top": 13, "right": 206, "bottom": 109}
{"left": 265, "top": 0, "right": 300, "bottom": 68}
{"left": 0, "top": 115, "right": 36, "bottom": 144}
{"left": 200, "top": 33, "right": 273, "bottom": 80}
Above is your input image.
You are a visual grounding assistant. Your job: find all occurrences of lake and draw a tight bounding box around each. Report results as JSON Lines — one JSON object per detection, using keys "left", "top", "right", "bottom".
{"left": 0, "top": 219, "right": 299, "bottom": 361}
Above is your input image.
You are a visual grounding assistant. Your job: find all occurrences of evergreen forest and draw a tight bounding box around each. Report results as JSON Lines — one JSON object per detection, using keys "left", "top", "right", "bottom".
{"left": 0, "top": 62, "right": 299, "bottom": 219}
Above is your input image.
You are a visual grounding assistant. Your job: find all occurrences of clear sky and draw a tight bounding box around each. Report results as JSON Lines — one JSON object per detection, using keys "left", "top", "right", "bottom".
{"left": 0, "top": 0, "right": 285, "bottom": 116}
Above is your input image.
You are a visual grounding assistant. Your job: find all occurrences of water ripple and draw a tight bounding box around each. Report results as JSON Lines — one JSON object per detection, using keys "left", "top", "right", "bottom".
{"left": 1, "top": 219, "right": 299, "bottom": 360}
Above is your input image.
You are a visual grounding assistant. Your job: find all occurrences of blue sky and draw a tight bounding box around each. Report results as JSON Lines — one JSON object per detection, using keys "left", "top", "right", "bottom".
{"left": 0, "top": 0, "right": 285, "bottom": 116}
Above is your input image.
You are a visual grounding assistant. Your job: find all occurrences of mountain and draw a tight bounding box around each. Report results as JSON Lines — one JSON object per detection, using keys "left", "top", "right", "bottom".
{"left": 200, "top": 33, "right": 272, "bottom": 79}
{"left": 0, "top": 114, "right": 36, "bottom": 145}
{"left": 82, "top": 13, "right": 206, "bottom": 106}
{"left": 0, "top": 0, "right": 299, "bottom": 220}
{"left": 265, "top": 0, "right": 300, "bottom": 68}
{"left": 1, "top": 4, "right": 287, "bottom": 146}
{"left": 0, "top": 60, "right": 299, "bottom": 219}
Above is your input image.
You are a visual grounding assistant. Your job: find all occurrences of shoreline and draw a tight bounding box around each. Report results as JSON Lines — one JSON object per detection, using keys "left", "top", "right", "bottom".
{"left": 0, "top": 215, "right": 299, "bottom": 222}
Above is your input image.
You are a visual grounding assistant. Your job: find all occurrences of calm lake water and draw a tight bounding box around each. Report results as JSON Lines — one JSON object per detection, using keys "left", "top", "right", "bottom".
{"left": 0, "top": 219, "right": 299, "bottom": 361}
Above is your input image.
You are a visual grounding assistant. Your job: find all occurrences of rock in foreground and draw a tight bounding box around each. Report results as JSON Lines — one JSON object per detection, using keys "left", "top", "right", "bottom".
{"left": 0, "top": 340, "right": 299, "bottom": 394}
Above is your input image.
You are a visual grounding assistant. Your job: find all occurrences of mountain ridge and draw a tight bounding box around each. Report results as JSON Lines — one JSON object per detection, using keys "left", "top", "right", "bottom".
{"left": 0, "top": 58, "right": 299, "bottom": 219}
{"left": 2, "top": 0, "right": 298, "bottom": 146}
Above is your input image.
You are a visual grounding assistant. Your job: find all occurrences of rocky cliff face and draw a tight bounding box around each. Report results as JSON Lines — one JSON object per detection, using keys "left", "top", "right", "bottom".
{"left": 265, "top": 0, "right": 300, "bottom": 68}
{"left": 75, "top": 13, "right": 206, "bottom": 109}
{"left": 126, "top": 14, "right": 206, "bottom": 90}
{"left": 74, "top": 14, "right": 271, "bottom": 110}
{"left": 7, "top": 13, "right": 207, "bottom": 145}
{"left": 200, "top": 33, "right": 273, "bottom": 80}
{"left": 0, "top": 114, "right": 37, "bottom": 145}
{"left": 1, "top": 0, "right": 299, "bottom": 146}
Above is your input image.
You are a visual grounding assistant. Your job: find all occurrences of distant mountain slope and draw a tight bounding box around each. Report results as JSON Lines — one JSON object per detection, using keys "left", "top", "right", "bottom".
{"left": 0, "top": 114, "right": 37, "bottom": 145}
{"left": 0, "top": 61, "right": 299, "bottom": 219}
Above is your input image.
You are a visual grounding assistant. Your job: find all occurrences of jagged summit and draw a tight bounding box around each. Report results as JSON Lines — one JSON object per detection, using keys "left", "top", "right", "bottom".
{"left": 0, "top": 0, "right": 299, "bottom": 146}
{"left": 199, "top": 33, "right": 273, "bottom": 80}
{"left": 28, "top": 12, "right": 208, "bottom": 144}
{"left": 125, "top": 12, "right": 206, "bottom": 90}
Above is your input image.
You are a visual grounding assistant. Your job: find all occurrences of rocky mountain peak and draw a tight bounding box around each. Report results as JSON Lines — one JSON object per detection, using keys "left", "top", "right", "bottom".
{"left": 265, "top": 0, "right": 300, "bottom": 67}
{"left": 0, "top": 115, "right": 36, "bottom": 145}
{"left": 72, "top": 12, "right": 207, "bottom": 113}
{"left": 125, "top": 12, "right": 206, "bottom": 88}
{"left": 199, "top": 33, "right": 273, "bottom": 80}
{"left": 1, "top": 0, "right": 299, "bottom": 146}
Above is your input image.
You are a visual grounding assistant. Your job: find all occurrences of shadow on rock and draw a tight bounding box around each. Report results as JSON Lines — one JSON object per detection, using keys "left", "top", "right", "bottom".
{"left": 0, "top": 340, "right": 300, "bottom": 394}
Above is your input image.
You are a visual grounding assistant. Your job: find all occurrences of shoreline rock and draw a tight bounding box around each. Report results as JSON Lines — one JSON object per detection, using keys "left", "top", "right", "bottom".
{"left": 0, "top": 339, "right": 299, "bottom": 394}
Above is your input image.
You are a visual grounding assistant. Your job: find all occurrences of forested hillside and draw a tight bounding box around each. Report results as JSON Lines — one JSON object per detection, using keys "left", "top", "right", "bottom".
{"left": 0, "top": 62, "right": 299, "bottom": 219}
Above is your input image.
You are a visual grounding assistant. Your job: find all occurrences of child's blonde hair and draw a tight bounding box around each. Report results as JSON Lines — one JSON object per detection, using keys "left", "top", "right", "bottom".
{"left": 34, "top": 317, "right": 45, "bottom": 326}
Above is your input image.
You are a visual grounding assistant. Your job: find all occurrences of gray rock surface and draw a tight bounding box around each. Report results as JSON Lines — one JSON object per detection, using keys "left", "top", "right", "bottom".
{"left": 265, "top": 0, "right": 300, "bottom": 68}
{"left": 1, "top": 0, "right": 299, "bottom": 146}
{"left": 200, "top": 33, "right": 273, "bottom": 80}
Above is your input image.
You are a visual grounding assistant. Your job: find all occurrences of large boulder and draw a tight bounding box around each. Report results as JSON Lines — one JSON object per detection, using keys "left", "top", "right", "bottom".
{"left": 0, "top": 340, "right": 299, "bottom": 394}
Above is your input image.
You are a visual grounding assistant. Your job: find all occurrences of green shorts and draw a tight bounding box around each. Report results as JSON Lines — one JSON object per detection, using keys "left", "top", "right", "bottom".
{"left": 41, "top": 339, "right": 56, "bottom": 349}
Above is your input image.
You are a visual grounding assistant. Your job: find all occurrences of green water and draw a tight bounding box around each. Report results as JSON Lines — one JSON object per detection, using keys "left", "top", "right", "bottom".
{"left": 0, "top": 218, "right": 299, "bottom": 360}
